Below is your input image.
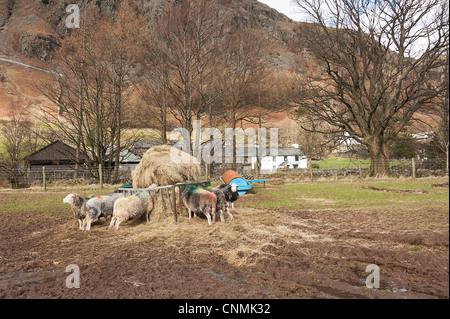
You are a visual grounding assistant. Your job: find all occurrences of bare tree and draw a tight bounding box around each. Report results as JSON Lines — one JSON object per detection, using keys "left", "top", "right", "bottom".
{"left": 100, "top": 0, "right": 144, "bottom": 181}
{"left": 214, "top": 27, "right": 269, "bottom": 169}
{"left": 292, "top": 0, "right": 449, "bottom": 176}
{"left": 0, "top": 102, "right": 41, "bottom": 187}
{"left": 430, "top": 48, "right": 449, "bottom": 174}
{"left": 136, "top": 21, "right": 174, "bottom": 144}
{"left": 36, "top": 2, "right": 143, "bottom": 181}
{"left": 36, "top": 6, "right": 117, "bottom": 176}
{"left": 155, "top": 0, "right": 226, "bottom": 142}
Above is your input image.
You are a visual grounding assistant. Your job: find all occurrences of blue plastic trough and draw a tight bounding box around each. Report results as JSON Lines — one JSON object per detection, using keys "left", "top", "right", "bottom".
{"left": 229, "top": 177, "right": 253, "bottom": 195}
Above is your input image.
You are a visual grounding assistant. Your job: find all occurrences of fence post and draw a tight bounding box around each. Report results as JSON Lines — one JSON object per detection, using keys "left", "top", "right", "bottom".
{"left": 99, "top": 164, "right": 103, "bottom": 189}
{"left": 309, "top": 159, "right": 313, "bottom": 182}
{"left": 412, "top": 158, "right": 416, "bottom": 178}
{"left": 358, "top": 160, "right": 363, "bottom": 179}
{"left": 172, "top": 186, "right": 177, "bottom": 223}
{"left": 43, "top": 166, "right": 46, "bottom": 192}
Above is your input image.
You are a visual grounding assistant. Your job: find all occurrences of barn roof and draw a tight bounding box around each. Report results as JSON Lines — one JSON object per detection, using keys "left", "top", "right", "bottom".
{"left": 23, "top": 141, "right": 89, "bottom": 162}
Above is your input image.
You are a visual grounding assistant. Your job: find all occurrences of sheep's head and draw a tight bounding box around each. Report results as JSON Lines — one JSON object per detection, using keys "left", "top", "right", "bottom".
{"left": 63, "top": 194, "right": 76, "bottom": 205}
{"left": 230, "top": 183, "right": 238, "bottom": 192}
{"left": 63, "top": 194, "right": 85, "bottom": 207}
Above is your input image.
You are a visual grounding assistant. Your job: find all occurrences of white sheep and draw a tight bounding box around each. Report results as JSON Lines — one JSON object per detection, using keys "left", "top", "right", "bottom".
{"left": 108, "top": 191, "right": 154, "bottom": 231}
{"left": 83, "top": 193, "right": 124, "bottom": 230}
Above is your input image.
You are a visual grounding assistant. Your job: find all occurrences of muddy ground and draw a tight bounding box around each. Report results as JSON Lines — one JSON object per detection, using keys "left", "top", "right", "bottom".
{"left": 0, "top": 189, "right": 448, "bottom": 299}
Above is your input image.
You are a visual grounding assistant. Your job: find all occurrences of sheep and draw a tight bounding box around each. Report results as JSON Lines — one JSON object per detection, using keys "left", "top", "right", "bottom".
{"left": 217, "top": 183, "right": 239, "bottom": 209}
{"left": 182, "top": 186, "right": 217, "bottom": 226}
{"left": 108, "top": 191, "right": 154, "bottom": 231}
{"left": 211, "top": 187, "right": 234, "bottom": 222}
{"left": 82, "top": 192, "right": 124, "bottom": 230}
{"left": 63, "top": 194, "right": 92, "bottom": 230}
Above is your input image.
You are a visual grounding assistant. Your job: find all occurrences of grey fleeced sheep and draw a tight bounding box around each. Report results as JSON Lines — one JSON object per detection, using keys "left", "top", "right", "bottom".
{"left": 83, "top": 193, "right": 124, "bottom": 230}
{"left": 108, "top": 191, "right": 154, "bottom": 231}
{"left": 211, "top": 187, "right": 234, "bottom": 222}
{"left": 218, "top": 183, "right": 239, "bottom": 209}
{"left": 63, "top": 194, "right": 91, "bottom": 230}
{"left": 182, "top": 186, "right": 217, "bottom": 225}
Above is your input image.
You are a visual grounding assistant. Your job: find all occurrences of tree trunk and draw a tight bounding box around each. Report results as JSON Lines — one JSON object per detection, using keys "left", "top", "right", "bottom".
{"left": 113, "top": 126, "right": 121, "bottom": 183}
{"left": 367, "top": 137, "right": 390, "bottom": 177}
{"left": 74, "top": 140, "right": 80, "bottom": 180}
{"left": 446, "top": 143, "right": 449, "bottom": 177}
{"left": 161, "top": 100, "right": 167, "bottom": 145}
{"left": 232, "top": 108, "right": 237, "bottom": 171}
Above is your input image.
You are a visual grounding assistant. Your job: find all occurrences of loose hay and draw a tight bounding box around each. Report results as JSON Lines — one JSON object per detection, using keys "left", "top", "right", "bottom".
{"left": 132, "top": 145, "right": 200, "bottom": 188}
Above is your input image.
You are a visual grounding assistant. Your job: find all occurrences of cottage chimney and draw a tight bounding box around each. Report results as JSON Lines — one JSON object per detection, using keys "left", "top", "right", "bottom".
{"left": 292, "top": 143, "right": 299, "bottom": 149}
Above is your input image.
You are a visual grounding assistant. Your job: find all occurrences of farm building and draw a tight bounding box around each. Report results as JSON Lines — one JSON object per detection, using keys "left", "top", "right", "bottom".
{"left": 105, "top": 148, "right": 142, "bottom": 171}
{"left": 256, "top": 144, "right": 307, "bottom": 173}
{"left": 23, "top": 140, "right": 89, "bottom": 172}
{"left": 223, "top": 144, "right": 307, "bottom": 174}
{"left": 130, "top": 140, "right": 164, "bottom": 157}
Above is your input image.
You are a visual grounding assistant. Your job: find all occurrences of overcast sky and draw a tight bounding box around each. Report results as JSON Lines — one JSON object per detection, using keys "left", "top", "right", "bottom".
{"left": 258, "top": 0, "right": 306, "bottom": 22}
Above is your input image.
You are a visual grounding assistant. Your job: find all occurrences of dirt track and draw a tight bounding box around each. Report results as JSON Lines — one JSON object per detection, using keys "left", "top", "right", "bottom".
{"left": 0, "top": 191, "right": 448, "bottom": 299}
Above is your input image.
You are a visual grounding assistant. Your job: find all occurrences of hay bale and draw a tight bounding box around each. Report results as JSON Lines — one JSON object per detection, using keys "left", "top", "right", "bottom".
{"left": 132, "top": 145, "right": 200, "bottom": 188}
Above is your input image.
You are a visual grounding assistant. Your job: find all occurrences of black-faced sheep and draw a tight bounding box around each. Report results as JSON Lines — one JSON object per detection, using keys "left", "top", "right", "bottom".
{"left": 182, "top": 186, "right": 217, "bottom": 226}
{"left": 83, "top": 193, "right": 124, "bottom": 230}
{"left": 211, "top": 187, "right": 234, "bottom": 222}
{"left": 108, "top": 191, "right": 154, "bottom": 231}
{"left": 217, "top": 183, "right": 239, "bottom": 209}
{"left": 63, "top": 194, "right": 91, "bottom": 230}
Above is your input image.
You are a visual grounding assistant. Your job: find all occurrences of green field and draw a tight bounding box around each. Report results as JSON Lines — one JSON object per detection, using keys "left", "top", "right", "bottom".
{"left": 311, "top": 158, "right": 412, "bottom": 169}
{"left": 241, "top": 177, "right": 449, "bottom": 211}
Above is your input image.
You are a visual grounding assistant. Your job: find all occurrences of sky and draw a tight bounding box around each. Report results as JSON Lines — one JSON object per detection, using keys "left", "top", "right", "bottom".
{"left": 258, "top": 0, "right": 306, "bottom": 22}
{"left": 258, "top": 0, "right": 438, "bottom": 57}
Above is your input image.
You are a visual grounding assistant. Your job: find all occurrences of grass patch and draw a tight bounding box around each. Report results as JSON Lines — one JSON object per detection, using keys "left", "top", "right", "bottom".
{"left": 240, "top": 177, "right": 449, "bottom": 211}
{"left": 311, "top": 158, "right": 412, "bottom": 169}
{"left": 312, "top": 158, "right": 371, "bottom": 169}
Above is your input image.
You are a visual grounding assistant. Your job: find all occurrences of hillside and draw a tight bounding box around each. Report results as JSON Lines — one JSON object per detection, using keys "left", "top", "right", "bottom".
{"left": 0, "top": 0, "right": 442, "bottom": 141}
{"left": 0, "top": 0, "right": 309, "bottom": 122}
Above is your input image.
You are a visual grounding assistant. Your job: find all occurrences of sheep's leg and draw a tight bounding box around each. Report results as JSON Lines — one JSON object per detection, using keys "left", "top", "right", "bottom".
{"left": 211, "top": 211, "right": 216, "bottom": 224}
{"left": 108, "top": 218, "right": 116, "bottom": 231}
{"left": 81, "top": 218, "right": 87, "bottom": 230}
{"left": 85, "top": 218, "right": 92, "bottom": 231}
{"left": 115, "top": 220, "right": 121, "bottom": 231}
{"left": 78, "top": 219, "right": 83, "bottom": 230}
{"left": 219, "top": 210, "right": 225, "bottom": 222}
{"left": 188, "top": 208, "right": 192, "bottom": 219}
{"left": 231, "top": 202, "right": 234, "bottom": 209}
{"left": 204, "top": 213, "right": 213, "bottom": 225}
{"left": 225, "top": 203, "right": 234, "bottom": 221}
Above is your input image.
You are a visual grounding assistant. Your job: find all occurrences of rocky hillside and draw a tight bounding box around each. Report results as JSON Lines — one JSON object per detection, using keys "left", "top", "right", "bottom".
{"left": 0, "top": 0, "right": 302, "bottom": 63}
{"left": 0, "top": 0, "right": 310, "bottom": 118}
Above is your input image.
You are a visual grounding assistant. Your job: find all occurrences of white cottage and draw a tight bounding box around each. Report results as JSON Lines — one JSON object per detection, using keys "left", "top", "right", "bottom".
{"left": 226, "top": 144, "right": 307, "bottom": 174}
{"left": 255, "top": 144, "right": 307, "bottom": 174}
